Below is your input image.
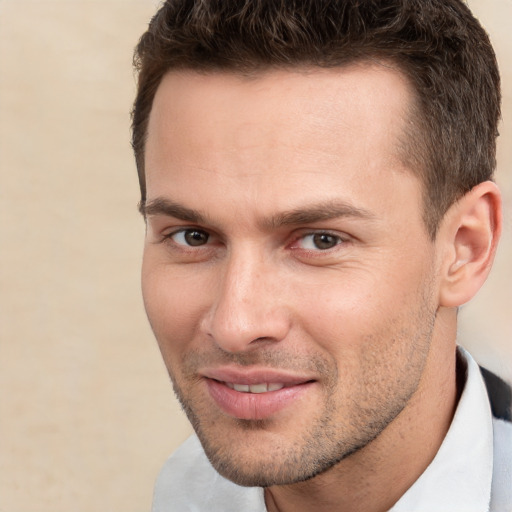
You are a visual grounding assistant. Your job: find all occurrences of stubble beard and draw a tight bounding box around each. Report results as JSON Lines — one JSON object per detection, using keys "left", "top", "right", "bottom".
{"left": 167, "top": 314, "right": 435, "bottom": 489}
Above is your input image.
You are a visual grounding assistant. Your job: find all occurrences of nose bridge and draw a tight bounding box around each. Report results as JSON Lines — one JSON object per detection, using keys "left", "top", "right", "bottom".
{"left": 202, "top": 244, "right": 289, "bottom": 352}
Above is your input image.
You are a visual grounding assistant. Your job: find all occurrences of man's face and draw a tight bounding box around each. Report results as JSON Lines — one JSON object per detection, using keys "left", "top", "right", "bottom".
{"left": 142, "top": 65, "right": 440, "bottom": 486}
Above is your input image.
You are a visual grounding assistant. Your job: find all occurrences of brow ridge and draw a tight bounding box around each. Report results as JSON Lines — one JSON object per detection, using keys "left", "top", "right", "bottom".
{"left": 264, "top": 201, "right": 376, "bottom": 229}
{"left": 140, "top": 197, "right": 375, "bottom": 229}
{"left": 139, "top": 198, "right": 206, "bottom": 224}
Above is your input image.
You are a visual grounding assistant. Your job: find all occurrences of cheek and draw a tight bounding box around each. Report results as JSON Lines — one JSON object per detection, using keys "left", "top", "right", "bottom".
{"left": 141, "top": 259, "right": 209, "bottom": 360}
{"left": 295, "top": 276, "right": 435, "bottom": 415}
{"left": 294, "top": 258, "right": 434, "bottom": 357}
{"left": 294, "top": 272, "right": 388, "bottom": 333}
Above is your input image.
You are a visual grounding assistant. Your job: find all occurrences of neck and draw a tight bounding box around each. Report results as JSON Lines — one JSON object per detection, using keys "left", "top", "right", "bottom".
{"left": 265, "top": 310, "right": 459, "bottom": 512}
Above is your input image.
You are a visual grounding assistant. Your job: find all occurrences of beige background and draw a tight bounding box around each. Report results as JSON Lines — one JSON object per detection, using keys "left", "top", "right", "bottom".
{"left": 0, "top": 1, "right": 510, "bottom": 511}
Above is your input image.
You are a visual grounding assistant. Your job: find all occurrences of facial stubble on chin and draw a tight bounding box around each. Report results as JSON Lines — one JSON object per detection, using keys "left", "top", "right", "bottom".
{"left": 166, "top": 316, "right": 435, "bottom": 490}
{"left": 168, "top": 350, "right": 341, "bottom": 485}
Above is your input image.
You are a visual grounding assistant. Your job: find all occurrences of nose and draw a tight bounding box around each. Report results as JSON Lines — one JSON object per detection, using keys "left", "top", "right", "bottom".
{"left": 200, "top": 248, "right": 291, "bottom": 353}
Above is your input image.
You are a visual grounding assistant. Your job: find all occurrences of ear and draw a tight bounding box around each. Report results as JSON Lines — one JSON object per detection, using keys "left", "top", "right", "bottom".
{"left": 438, "top": 181, "right": 502, "bottom": 308}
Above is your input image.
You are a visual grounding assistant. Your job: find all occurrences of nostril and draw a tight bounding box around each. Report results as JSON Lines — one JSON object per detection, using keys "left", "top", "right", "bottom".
{"left": 249, "top": 336, "right": 280, "bottom": 346}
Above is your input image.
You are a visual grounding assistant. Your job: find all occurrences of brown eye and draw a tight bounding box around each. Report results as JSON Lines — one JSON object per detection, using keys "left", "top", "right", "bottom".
{"left": 183, "top": 229, "right": 209, "bottom": 246}
{"left": 311, "top": 233, "right": 340, "bottom": 250}
{"left": 170, "top": 229, "right": 210, "bottom": 247}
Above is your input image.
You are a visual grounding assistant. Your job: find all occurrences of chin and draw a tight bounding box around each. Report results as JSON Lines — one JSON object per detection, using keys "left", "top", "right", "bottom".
{"left": 192, "top": 416, "right": 374, "bottom": 488}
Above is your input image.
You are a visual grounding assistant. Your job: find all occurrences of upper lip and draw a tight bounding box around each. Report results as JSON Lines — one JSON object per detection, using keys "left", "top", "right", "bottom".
{"left": 201, "top": 366, "right": 315, "bottom": 386}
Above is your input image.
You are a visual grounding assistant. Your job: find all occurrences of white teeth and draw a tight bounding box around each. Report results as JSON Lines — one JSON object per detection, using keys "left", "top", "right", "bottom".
{"left": 267, "top": 383, "right": 285, "bottom": 391}
{"left": 227, "top": 382, "right": 285, "bottom": 393}
{"left": 249, "top": 383, "right": 268, "bottom": 394}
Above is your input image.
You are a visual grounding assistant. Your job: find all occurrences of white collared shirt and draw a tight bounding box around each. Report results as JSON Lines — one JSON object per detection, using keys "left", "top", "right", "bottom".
{"left": 152, "top": 348, "right": 512, "bottom": 512}
{"left": 391, "top": 347, "right": 511, "bottom": 511}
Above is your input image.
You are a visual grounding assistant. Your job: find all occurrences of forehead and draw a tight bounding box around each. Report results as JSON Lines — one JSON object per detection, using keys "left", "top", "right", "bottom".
{"left": 147, "top": 64, "right": 413, "bottom": 158}
{"left": 144, "top": 65, "right": 420, "bottom": 225}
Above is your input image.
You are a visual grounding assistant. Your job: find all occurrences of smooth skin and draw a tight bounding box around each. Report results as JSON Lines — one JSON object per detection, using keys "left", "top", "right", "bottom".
{"left": 141, "top": 64, "right": 501, "bottom": 512}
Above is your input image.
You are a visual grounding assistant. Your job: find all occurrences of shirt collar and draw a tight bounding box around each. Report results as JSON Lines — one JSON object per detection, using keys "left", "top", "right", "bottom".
{"left": 391, "top": 347, "right": 494, "bottom": 512}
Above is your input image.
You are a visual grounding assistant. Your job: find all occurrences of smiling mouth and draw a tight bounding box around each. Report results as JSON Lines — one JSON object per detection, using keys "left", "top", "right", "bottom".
{"left": 205, "top": 377, "right": 315, "bottom": 420}
{"left": 224, "top": 382, "right": 286, "bottom": 393}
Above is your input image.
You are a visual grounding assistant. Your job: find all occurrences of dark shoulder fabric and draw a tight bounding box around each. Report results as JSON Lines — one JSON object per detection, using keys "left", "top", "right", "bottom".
{"left": 480, "top": 366, "right": 512, "bottom": 422}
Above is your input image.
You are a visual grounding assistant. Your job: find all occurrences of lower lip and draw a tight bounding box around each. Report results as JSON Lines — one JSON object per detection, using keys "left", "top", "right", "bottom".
{"left": 205, "top": 379, "right": 313, "bottom": 420}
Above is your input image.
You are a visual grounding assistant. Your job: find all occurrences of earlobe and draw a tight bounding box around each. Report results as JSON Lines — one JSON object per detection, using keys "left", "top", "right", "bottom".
{"left": 438, "top": 181, "right": 502, "bottom": 308}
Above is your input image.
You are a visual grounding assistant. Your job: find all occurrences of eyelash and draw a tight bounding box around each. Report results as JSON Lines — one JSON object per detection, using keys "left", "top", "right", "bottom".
{"left": 161, "top": 228, "right": 212, "bottom": 248}
{"left": 292, "top": 232, "right": 346, "bottom": 251}
{"left": 160, "top": 227, "right": 348, "bottom": 253}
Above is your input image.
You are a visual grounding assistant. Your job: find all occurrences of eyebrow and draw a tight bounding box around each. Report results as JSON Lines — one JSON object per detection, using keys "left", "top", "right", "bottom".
{"left": 264, "top": 201, "right": 376, "bottom": 229}
{"left": 139, "top": 197, "right": 208, "bottom": 224}
{"left": 139, "top": 197, "right": 375, "bottom": 228}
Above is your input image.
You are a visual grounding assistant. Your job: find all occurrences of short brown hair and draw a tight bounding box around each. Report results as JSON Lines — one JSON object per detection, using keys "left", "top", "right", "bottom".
{"left": 132, "top": 0, "right": 500, "bottom": 237}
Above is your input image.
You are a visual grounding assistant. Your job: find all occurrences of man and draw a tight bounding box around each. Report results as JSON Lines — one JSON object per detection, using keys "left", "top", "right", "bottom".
{"left": 132, "top": 1, "right": 512, "bottom": 510}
